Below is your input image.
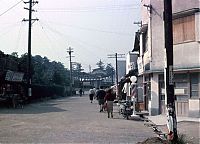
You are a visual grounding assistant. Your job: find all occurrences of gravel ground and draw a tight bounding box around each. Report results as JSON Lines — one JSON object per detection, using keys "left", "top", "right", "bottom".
{"left": 0, "top": 95, "right": 157, "bottom": 143}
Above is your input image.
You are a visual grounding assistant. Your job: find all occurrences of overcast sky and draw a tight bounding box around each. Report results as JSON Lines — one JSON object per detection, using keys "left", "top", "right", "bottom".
{"left": 0, "top": 0, "right": 141, "bottom": 72}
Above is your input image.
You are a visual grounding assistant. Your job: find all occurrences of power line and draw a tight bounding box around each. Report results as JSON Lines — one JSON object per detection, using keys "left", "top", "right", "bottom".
{"left": 38, "top": 21, "right": 54, "bottom": 49}
{"left": 0, "top": 22, "right": 21, "bottom": 38}
{"left": 37, "top": 21, "right": 118, "bottom": 70}
{"left": 38, "top": 21, "right": 104, "bottom": 59}
{"left": 43, "top": 22, "right": 133, "bottom": 36}
{"left": 15, "top": 22, "right": 24, "bottom": 52}
{"left": 38, "top": 5, "right": 139, "bottom": 13}
{"left": 0, "top": 0, "right": 23, "bottom": 17}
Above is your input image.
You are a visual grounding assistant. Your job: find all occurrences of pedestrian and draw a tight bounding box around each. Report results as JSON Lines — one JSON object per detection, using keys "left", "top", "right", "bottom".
{"left": 89, "top": 88, "right": 95, "bottom": 103}
{"left": 95, "top": 88, "right": 99, "bottom": 100}
{"left": 79, "top": 88, "right": 83, "bottom": 97}
{"left": 104, "top": 88, "right": 116, "bottom": 118}
{"left": 96, "top": 86, "right": 106, "bottom": 112}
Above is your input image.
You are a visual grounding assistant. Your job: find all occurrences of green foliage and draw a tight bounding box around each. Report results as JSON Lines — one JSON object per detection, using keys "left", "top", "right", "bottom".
{"left": 32, "top": 55, "right": 70, "bottom": 86}
{"left": 96, "top": 59, "right": 105, "bottom": 70}
{"left": 18, "top": 53, "right": 28, "bottom": 72}
{"left": 11, "top": 52, "right": 18, "bottom": 58}
{"left": 0, "top": 50, "right": 115, "bottom": 89}
{"left": 105, "top": 63, "right": 115, "bottom": 76}
{"left": 168, "top": 134, "right": 189, "bottom": 144}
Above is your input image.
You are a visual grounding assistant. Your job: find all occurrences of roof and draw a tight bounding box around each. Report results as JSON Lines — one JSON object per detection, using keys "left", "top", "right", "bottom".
{"left": 139, "top": 67, "right": 200, "bottom": 76}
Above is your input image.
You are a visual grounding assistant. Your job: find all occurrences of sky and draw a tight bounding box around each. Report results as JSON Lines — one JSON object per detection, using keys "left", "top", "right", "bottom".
{"left": 0, "top": 0, "right": 141, "bottom": 72}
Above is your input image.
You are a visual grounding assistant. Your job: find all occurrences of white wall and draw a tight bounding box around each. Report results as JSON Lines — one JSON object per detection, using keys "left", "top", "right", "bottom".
{"left": 189, "top": 99, "right": 200, "bottom": 117}
{"left": 149, "top": 74, "right": 160, "bottom": 115}
{"left": 174, "top": 42, "right": 200, "bottom": 68}
{"left": 150, "top": 0, "right": 165, "bottom": 70}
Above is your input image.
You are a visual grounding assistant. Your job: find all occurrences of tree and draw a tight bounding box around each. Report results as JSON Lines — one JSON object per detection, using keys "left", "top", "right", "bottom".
{"left": 32, "top": 55, "right": 46, "bottom": 84}
{"left": 18, "top": 53, "right": 28, "bottom": 73}
{"left": 73, "top": 62, "right": 83, "bottom": 73}
{"left": 72, "top": 62, "right": 84, "bottom": 88}
{"left": 105, "top": 63, "right": 114, "bottom": 76}
{"left": 32, "top": 55, "right": 70, "bottom": 86}
{"left": 96, "top": 59, "right": 104, "bottom": 70}
{"left": 11, "top": 52, "right": 18, "bottom": 58}
{"left": 105, "top": 63, "right": 115, "bottom": 84}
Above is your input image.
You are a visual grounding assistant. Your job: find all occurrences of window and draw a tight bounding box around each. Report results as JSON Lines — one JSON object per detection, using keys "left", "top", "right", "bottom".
{"left": 142, "top": 30, "right": 148, "bottom": 53}
{"left": 190, "top": 73, "right": 199, "bottom": 99}
{"left": 173, "top": 15, "right": 195, "bottom": 44}
{"left": 144, "top": 76, "right": 151, "bottom": 100}
{"left": 159, "top": 75, "right": 165, "bottom": 100}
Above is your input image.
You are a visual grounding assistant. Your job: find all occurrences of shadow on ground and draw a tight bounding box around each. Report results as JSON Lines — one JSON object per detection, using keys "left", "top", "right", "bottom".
{"left": 0, "top": 102, "right": 67, "bottom": 114}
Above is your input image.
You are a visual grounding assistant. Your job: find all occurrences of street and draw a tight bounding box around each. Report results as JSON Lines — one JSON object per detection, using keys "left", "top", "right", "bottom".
{"left": 0, "top": 95, "right": 156, "bottom": 143}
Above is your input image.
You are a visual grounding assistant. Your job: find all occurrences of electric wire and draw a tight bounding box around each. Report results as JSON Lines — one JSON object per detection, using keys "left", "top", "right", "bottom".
{"left": 38, "top": 21, "right": 54, "bottom": 50}
{"left": 0, "top": 22, "right": 22, "bottom": 38}
{"left": 38, "top": 5, "right": 139, "bottom": 13}
{"left": 0, "top": 0, "right": 23, "bottom": 17}
{"left": 42, "top": 21, "right": 133, "bottom": 36}
{"left": 15, "top": 22, "right": 24, "bottom": 53}
{"left": 0, "top": 0, "right": 134, "bottom": 69}
{"left": 38, "top": 15, "right": 123, "bottom": 69}
{"left": 39, "top": 20, "right": 105, "bottom": 67}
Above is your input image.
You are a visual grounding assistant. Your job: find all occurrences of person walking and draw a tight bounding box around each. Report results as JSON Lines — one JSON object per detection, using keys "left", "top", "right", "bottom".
{"left": 96, "top": 86, "right": 106, "bottom": 112}
{"left": 89, "top": 88, "right": 95, "bottom": 103}
{"left": 79, "top": 88, "right": 83, "bottom": 97}
{"left": 104, "top": 88, "right": 116, "bottom": 118}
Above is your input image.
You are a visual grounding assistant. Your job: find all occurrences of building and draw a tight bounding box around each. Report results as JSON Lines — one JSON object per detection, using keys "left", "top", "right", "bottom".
{"left": 134, "top": 0, "right": 200, "bottom": 117}
{"left": 118, "top": 60, "right": 126, "bottom": 81}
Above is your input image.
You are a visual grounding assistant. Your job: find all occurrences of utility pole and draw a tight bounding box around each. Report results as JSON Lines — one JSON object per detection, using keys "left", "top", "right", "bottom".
{"left": 164, "top": 0, "right": 178, "bottom": 142}
{"left": 23, "top": 0, "right": 38, "bottom": 97}
{"left": 67, "top": 47, "right": 74, "bottom": 96}
{"left": 108, "top": 53, "right": 125, "bottom": 97}
{"left": 133, "top": 21, "right": 142, "bottom": 27}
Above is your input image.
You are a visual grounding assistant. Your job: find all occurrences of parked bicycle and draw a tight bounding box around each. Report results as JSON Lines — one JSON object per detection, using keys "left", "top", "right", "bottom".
{"left": 118, "top": 100, "right": 133, "bottom": 120}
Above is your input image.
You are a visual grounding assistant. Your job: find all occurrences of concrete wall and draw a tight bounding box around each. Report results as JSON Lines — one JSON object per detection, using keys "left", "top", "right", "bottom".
{"left": 189, "top": 99, "right": 200, "bottom": 117}
{"left": 174, "top": 42, "right": 200, "bottom": 68}
{"left": 141, "top": 0, "right": 150, "bottom": 25}
{"left": 150, "top": 0, "right": 165, "bottom": 70}
{"left": 149, "top": 74, "right": 160, "bottom": 115}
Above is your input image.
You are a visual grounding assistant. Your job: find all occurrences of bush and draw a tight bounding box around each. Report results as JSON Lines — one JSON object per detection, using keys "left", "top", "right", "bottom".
{"left": 28, "top": 84, "right": 70, "bottom": 102}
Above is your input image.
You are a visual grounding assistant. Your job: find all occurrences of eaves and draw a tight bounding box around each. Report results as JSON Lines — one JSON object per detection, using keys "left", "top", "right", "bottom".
{"left": 173, "top": 8, "right": 200, "bottom": 20}
{"left": 139, "top": 66, "right": 200, "bottom": 76}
